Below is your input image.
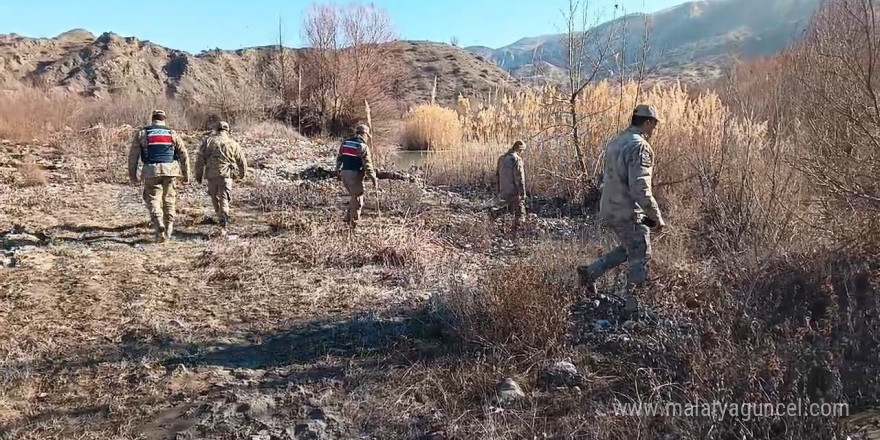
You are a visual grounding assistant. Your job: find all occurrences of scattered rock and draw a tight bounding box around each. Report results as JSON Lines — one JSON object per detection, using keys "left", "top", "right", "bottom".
{"left": 238, "top": 395, "right": 276, "bottom": 419}
{"left": 418, "top": 428, "right": 448, "bottom": 440}
{"left": 290, "top": 419, "right": 328, "bottom": 440}
{"left": 592, "top": 320, "right": 612, "bottom": 331}
{"left": 493, "top": 377, "right": 525, "bottom": 404}
{"left": 538, "top": 361, "right": 584, "bottom": 389}
{"left": 307, "top": 407, "right": 326, "bottom": 421}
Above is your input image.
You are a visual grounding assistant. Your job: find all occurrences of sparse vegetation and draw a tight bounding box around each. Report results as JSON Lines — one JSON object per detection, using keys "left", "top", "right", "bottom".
{"left": 16, "top": 155, "right": 47, "bottom": 187}
{"left": 0, "top": 0, "right": 878, "bottom": 439}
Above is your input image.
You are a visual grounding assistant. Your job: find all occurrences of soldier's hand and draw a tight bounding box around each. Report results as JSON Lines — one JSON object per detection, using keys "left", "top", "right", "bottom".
{"left": 654, "top": 218, "right": 666, "bottom": 234}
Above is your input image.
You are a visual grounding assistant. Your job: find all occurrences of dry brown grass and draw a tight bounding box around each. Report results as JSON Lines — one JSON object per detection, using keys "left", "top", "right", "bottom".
{"left": 400, "top": 104, "right": 463, "bottom": 151}
{"left": 16, "top": 155, "right": 48, "bottom": 187}
{"left": 441, "top": 242, "right": 593, "bottom": 354}
{"left": 239, "top": 120, "right": 305, "bottom": 141}
{"left": 431, "top": 80, "right": 814, "bottom": 265}
{"left": 0, "top": 90, "right": 80, "bottom": 142}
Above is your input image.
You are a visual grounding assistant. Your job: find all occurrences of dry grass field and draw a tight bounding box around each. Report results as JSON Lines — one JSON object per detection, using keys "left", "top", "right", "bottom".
{"left": 2, "top": 0, "right": 880, "bottom": 439}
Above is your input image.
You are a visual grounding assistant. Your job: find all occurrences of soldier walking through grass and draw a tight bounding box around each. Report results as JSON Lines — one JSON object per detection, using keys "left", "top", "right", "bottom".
{"left": 128, "top": 110, "right": 190, "bottom": 242}
{"left": 336, "top": 123, "right": 378, "bottom": 229}
{"left": 194, "top": 121, "right": 248, "bottom": 231}
{"left": 578, "top": 105, "right": 666, "bottom": 317}
{"left": 489, "top": 140, "right": 527, "bottom": 237}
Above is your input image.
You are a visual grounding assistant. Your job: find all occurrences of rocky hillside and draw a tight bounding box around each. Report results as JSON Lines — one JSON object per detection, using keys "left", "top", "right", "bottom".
{"left": 0, "top": 29, "right": 515, "bottom": 108}
{"left": 467, "top": 0, "right": 823, "bottom": 83}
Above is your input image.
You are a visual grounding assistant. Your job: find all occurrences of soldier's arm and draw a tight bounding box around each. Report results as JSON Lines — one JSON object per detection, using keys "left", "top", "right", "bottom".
{"left": 362, "top": 143, "right": 377, "bottom": 181}
{"left": 627, "top": 143, "right": 663, "bottom": 224}
{"left": 496, "top": 157, "right": 502, "bottom": 189}
{"left": 514, "top": 156, "right": 526, "bottom": 196}
{"left": 194, "top": 138, "right": 206, "bottom": 183}
{"left": 234, "top": 141, "right": 248, "bottom": 180}
{"left": 174, "top": 132, "right": 190, "bottom": 183}
{"left": 335, "top": 142, "right": 344, "bottom": 171}
{"left": 127, "top": 130, "right": 143, "bottom": 181}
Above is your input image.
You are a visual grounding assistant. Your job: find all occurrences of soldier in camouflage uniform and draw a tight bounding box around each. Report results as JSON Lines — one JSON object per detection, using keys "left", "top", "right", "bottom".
{"left": 128, "top": 110, "right": 190, "bottom": 242}
{"left": 194, "top": 121, "right": 248, "bottom": 229}
{"left": 335, "top": 124, "right": 377, "bottom": 229}
{"left": 578, "top": 105, "right": 666, "bottom": 315}
{"left": 489, "top": 140, "right": 527, "bottom": 236}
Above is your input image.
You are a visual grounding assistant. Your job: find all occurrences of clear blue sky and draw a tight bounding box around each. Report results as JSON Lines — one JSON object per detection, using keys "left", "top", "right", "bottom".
{"left": 0, "top": 0, "right": 685, "bottom": 53}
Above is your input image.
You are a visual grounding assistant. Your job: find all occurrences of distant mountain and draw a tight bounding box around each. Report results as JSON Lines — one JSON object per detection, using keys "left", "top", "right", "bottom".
{"left": 466, "top": 0, "right": 822, "bottom": 83}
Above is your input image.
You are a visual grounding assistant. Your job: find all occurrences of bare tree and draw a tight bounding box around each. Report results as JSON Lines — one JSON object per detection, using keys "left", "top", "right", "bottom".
{"left": 793, "top": 0, "right": 880, "bottom": 216}
{"left": 301, "top": 1, "right": 399, "bottom": 134}
{"left": 302, "top": 3, "right": 341, "bottom": 124}
{"left": 560, "top": 0, "right": 622, "bottom": 176}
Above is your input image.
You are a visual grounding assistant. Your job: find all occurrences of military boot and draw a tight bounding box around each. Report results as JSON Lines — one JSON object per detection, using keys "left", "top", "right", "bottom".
{"left": 164, "top": 221, "right": 174, "bottom": 241}
{"left": 577, "top": 264, "right": 601, "bottom": 295}
{"left": 152, "top": 217, "right": 166, "bottom": 242}
{"left": 620, "top": 284, "right": 657, "bottom": 323}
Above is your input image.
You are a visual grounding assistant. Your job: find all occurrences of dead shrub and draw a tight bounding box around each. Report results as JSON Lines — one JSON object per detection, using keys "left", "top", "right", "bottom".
{"left": 245, "top": 179, "right": 334, "bottom": 211}
{"left": 400, "top": 104, "right": 463, "bottom": 151}
{"left": 444, "top": 243, "right": 589, "bottom": 353}
{"left": 0, "top": 89, "right": 79, "bottom": 142}
{"left": 266, "top": 210, "right": 314, "bottom": 234}
{"left": 16, "top": 155, "right": 48, "bottom": 187}
{"left": 372, "top": 180, "right": 427, "bottom": 217}
{"left": 194, "top": 239, "right": 274, "bottom": 287}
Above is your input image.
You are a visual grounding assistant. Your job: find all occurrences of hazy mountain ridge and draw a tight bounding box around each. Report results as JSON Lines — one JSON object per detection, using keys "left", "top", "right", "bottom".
{"left": 466, "top": 0, "right": 823, "bottom": 83}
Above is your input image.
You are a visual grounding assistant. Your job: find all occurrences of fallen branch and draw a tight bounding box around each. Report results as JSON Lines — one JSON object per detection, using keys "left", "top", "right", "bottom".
{"left": 291, "top": 165, "right": 420, "bottom": 183}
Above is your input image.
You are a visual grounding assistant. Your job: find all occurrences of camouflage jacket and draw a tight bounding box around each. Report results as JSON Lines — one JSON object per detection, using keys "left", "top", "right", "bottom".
{"left": 497, "top": 151, "right": 525, "bottom": 199}
{"left": 128, "top": 122, "right": 190, "bottom": 181}
{"left": 194, "top": 132, "right": 248, "bottom": 182}
{"left": 598, "top": 126, "right": 663, "bottom": 224}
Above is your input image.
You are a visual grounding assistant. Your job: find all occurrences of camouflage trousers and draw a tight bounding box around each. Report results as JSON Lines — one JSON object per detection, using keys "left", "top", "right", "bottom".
{"left": 583, "top": 218, "right": 652, "bottom": 286}
{"left": 489, "top": 195, "right": 525, "bottom": 220}
{"left": 142, "top": 176, "right": 177, "bottom": 228}
{"left": 340, "top": 170, "right": 365, "bottom": 225}
{"left": 207, "top": 177, "right": 233, "bottom": 223}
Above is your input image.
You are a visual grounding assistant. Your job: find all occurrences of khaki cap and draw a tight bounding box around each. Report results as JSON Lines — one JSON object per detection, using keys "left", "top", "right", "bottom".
{"left": 355, "top": 124, "right": 370, "bottom": 134}
{"left": 151, "top": 109, "right": 166, "bottom": 119}
{"left": 633, "top": 105, "right": 661, "bottom": 122}
{"left": 218, "top": 121, "right": 230, "bottom": 131}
